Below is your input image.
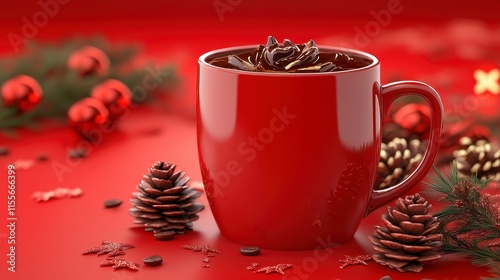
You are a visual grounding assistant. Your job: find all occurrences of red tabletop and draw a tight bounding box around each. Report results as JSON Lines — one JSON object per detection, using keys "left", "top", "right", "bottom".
{"left": 1, "top": 1, "right": 500, "bottom": 279}
{"left": 0, "top": 107, "right": 492, "bottom": 280}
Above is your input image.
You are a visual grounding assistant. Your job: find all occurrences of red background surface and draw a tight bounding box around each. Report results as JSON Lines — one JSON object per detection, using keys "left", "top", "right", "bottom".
{"left": 1, "top": 0, "right": 500, "bottom": 279}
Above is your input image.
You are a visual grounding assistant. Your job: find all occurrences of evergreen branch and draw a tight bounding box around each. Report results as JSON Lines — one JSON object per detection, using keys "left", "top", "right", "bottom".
{"left": 0, "top": 37, "right": 178, "bottom": 130}
{"left": 481, "top": 262, "right": 500, "bottom": 280}
{"left": 427, "top": 165, "right": 457, "bottom": 201}
{"left": 440, "top": 240, "right": 500, "bottom": 265}
{"left": 427, "top": 164, "right": 500, "bottom": 266}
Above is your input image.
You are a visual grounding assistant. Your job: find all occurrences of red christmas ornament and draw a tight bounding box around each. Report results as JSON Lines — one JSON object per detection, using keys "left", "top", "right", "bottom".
{"left": 1, "top": 75, "right": 43, "bottom": 111}
{"left": 67, "top": 46, "right": 110, "bottom": 76}
{"left": 392, "top": 104, "right": 431, "bottom": 138}
{"left": 67, "top": 97, "right": 110, "bottom": 139}
{"left": 90, "top": 79, "right": 132, "bottom": 120}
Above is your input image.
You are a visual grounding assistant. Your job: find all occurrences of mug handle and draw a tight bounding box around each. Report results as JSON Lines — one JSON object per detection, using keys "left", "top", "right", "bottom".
{"left": 366, "top": 81, "right": 444, "bottom": 214}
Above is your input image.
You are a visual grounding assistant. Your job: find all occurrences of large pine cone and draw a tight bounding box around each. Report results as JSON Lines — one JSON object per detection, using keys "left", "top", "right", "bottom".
{"left": 369, "top": 193, "right": 442, "bottom": 272}
{"left": 454, "top": 137, "right": 500, "bottom": 181}
{"left": 129, "top": 161, "right": 204, "bottom": 240}
{"left": 376, "top": 138, "right": 426, "bottom": 190}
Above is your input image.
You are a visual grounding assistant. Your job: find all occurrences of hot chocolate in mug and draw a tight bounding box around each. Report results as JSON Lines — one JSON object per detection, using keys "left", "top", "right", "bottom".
{"left": 197, "top": 38, "right": 443, "bottom": 250}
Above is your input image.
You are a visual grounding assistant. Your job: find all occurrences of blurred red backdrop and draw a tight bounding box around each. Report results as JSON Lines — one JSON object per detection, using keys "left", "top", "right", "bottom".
{"left": 1, "top": 0, "right": 498, "bottom": 52}
{"left": 1, "top": 2, "right": 499, "bottom": 280}
{"left": 0, "top": 0, "right": 498, "bottom": 122}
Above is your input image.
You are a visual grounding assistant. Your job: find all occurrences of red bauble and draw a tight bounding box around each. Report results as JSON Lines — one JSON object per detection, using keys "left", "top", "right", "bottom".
{"left": 1, "top": 75, "right": 43, "bottom": 111}
{"left": 68, "top": 97, "right": 110, "bottom": 138}
{"left": 67, "top": 46, "right": 110, "bottom": 76}
{"left": 90, "top": 79, "right": 132, "bottom": 120}
{"left": 392, "top": 103, "right": 431, "bottom": 137}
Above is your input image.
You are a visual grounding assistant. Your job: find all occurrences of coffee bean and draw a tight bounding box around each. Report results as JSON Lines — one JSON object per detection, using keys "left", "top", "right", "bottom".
{"left": 37, "top": 153, "right": 48, "bottom": 161}
{"left": 68, "top": 147, "right": 87, "bottom": 159}
{"left": 154, "top": 230, "right": 175, "bottom": 241}
{"left": 240, "top": 246, "right": 261, "bottom": 256}
{"left": 104, "top": 199, "right": 122, "bottom": 208}
{"left": 143, "top": 255, "right": 163, "bottom": 266}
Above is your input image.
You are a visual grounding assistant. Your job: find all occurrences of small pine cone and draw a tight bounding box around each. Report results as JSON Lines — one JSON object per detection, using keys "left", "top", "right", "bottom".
{"left": 382, "top": 123, "right": 411, "bottom": 143}
{"left": 369, "top": 193, "right": 442, "bottom": 273}
{"left": 376, "top": 138, "right": 426, "bottom": 190}
{"left": 129, "top": 161, "right": 204, "bottom": 240}
{"left": 453, "top": 137, "right": 500, "bottom": 181}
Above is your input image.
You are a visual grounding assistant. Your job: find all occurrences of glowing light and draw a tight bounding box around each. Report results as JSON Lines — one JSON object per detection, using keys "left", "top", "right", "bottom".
{"left": 474, "top": 69, "right": 500, "bottom": 95}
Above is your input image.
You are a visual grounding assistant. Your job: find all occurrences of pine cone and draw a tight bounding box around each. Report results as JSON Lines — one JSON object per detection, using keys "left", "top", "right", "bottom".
{"left": 440, "top": 124, "right": 490, "bottom": 151}
{"left": 376, "top": 138, "right": 426, "bottom": 190}
{"left": 453, "top": 137, "right": 500, "bottom": 181}
{"left": 369, "top": 193, "right": 442, "bottom": 273}
{"left": 129, "top": 161, "right": 204, "bottom": 240}
{"left": 382, "top": 123, "right": 411, "bottom": 143}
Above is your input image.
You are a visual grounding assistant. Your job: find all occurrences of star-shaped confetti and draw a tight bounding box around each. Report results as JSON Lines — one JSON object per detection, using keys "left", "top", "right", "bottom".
{"left": 474, "top": 69, "right": 500, "bottom": 95}
{"left": 82, "top": 240, "right": 135, "bottom": 257}
{"left": 32, "top": 187, "right": 83, "bottom": 202}
{"left": 182, "top": 244, "right": 221, "bottom": 255}
{"left": 182, "top": 244, "right": 221, "bottom": 268}
{"left": 11, "top": 159, "right": 35, "bottom": 170}
{"left": 246, "top": 263, "right": 260, "bottom": 270}
{"left": 339, "top": 254, "right": 372, "bottom": 269}
{"left": 254, "top": 263, "right": 293, "bottom": 275}
{"left": 100, "top": 257, "right": 139, "bottom": 271}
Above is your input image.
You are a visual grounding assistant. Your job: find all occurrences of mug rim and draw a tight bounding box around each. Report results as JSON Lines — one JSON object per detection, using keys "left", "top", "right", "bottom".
{"left": 199, "top": 45, "right": 380, "bottom": 76}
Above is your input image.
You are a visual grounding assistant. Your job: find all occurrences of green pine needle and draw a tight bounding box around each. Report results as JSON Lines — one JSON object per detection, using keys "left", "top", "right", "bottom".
{"left": 427, "top": 164, "right": 500, "bottom": 266}
{"left": 481, "top": 262, "right": 500, "bottom": 280}
{"left": 0, "top": 37, "right": 178, "bottom": 130}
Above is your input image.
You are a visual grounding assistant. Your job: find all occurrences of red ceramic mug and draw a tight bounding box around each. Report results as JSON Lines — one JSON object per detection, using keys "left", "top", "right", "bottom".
{"left": 197, "top": 46, "right": 443, "bottom": 250}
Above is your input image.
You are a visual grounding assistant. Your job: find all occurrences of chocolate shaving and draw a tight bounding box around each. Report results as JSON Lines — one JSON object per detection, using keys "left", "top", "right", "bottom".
{"left": 211, "top": 36, "right": 372, "bottom": 73}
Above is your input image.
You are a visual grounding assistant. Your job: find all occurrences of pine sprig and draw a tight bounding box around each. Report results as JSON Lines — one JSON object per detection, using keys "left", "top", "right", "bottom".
{"left": 0, "top": 36, "right": 178, "bottom": 130}
{"left": 427, "top": 164, "right": 500, "bottom": 266}
{"left": 481, "top": 262, "right": 500, "bottom": 280}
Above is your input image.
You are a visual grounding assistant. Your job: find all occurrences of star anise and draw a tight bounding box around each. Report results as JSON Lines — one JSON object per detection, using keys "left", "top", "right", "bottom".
{"left": 100, "top": 257, "right": 139, "bottom": 271}
{"left": 82, "top": 240, "right": 135, "bottom": 257}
